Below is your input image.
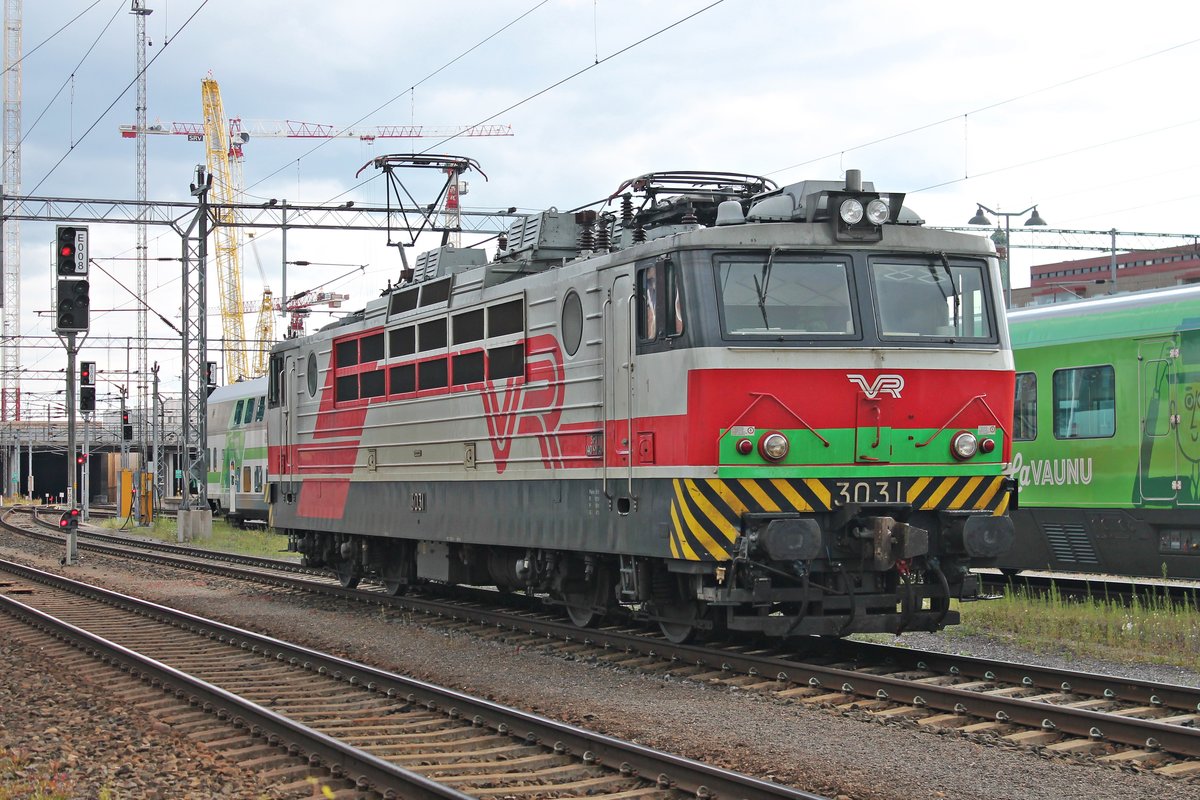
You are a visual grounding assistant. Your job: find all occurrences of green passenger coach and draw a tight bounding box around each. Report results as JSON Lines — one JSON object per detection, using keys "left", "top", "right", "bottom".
{"left": 997, "top": 284, "right": 1200, "bottom": 579}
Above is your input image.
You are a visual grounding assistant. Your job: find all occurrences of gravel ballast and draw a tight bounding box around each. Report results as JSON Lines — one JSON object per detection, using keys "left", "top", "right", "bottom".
{"left": 1, "top": 527, "right": 1197, "bottom": 800}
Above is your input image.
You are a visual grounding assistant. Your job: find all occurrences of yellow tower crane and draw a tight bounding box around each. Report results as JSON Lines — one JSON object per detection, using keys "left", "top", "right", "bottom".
{"left": 201, "top": 76, "right": 256, "bottom": 383}
{"left": 132, "top": 82, "right": 512, "bottom": 382}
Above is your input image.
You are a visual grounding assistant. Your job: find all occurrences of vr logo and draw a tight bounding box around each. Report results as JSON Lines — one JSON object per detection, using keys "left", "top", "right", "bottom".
{"left": 848, "top": 373, "right": 905, "bottom": 399}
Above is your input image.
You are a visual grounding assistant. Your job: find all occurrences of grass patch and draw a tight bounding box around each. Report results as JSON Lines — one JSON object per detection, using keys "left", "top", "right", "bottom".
{"left": 956, "top": 582, "right": 1200, "bottom": 671}
{"left": 0, "top": 748, "right": 73, "bottom": 800}
{"left": 97, "top": 515, "right": 292, "bottom": 560}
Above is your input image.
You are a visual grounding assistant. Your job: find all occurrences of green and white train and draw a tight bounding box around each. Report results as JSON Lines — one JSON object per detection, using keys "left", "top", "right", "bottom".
{"left": 998, "top": 284, "right": 1200, "bottom": 579}
{"left": 205, "top": 376, "right": 270, "bottom": 527}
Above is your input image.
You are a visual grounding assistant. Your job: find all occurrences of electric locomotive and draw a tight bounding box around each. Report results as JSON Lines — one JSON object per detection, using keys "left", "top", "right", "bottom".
{"left": 265, "top": 168, "right": 1017, "bottom": 641}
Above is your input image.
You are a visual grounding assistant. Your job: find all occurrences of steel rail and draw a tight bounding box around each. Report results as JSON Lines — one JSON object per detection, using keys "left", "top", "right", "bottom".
{"left": 0, "top": 557, "right": 827, "bottom": 800}
{"left": 0, "top": 578, "right": 473, "bottom": 800}
{"left": 7, "top": 507, "right": 1200, "bottom": 761}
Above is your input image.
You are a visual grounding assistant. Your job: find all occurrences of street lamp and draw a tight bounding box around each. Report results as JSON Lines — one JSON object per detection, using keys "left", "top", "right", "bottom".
{"left": 968, "top": 203, "right": 1047, "bottom": 307}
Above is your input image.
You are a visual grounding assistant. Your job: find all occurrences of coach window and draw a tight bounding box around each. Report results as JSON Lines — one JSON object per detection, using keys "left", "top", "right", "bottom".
{"left": 257, "top": 396, "right": 266, "bottom": 421}
{"left": 1014, "top": 372, "right": 1037, "bottom": 441}
{"left": 233, "top": 399, "right": 245, "bottom": 425}
{"left": 1053, "top": 365, "right": 1115, "bottom": 439}
{"left": 242, "top": 397, "right": 255, "bottom": 424}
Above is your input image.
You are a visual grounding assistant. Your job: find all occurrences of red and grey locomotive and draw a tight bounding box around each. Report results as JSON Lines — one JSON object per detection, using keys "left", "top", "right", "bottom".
{"left": 265, "top": 168, "right": 1016, "bottom": 641}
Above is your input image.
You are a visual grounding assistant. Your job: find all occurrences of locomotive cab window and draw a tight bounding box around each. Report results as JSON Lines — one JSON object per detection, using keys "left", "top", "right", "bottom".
{"left": 871, "top": 259, "right": 994, "bottom": 341}
{"left": 637, "top": 259, "right": 683, "bottom": 341}
{"left": 1053, "top": 365, "right": 1115, "bottom": 439}
{"left": 1014, "top": 372, "right": 1037, "bottom": 441}
{"left": 717, "top": 255, "right": 854, "bottom": 337}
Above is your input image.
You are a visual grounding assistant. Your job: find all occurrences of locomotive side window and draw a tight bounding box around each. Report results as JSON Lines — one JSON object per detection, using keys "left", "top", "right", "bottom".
{"left": 419, "top": 357, "right": 448, "bottom": 390}
{"left": 717, "top": 256, "right": 854, "bottom": 336}
{"left": 488, "top": 299, "right": 524, "bottom": 337}
{"left": 488, "top": 343, "right": 525, "bottom": 380}
{"left": 359, "top": 332, "right": 385, "bottom": 362}
{"left": 389, "top": 288, "right": 418, "bottom": 316}
{"left": 268, "top": 354, "right": 284, "bottom": 407}
{"left": 336, "top": 339, "right": 358, "bottom": 367}
{"left": 637, "top": 266, "right": 660, "bottom": 340}
{"left": 452, "top": 351, "right": 485, "bottom": 385}
{"left": 1014, "top": 372, "right": 1037, "bottom": 441}
{"left": 871, "top": 260, "right": 993, "bottom": 340}
{"left": 419, "top": 319, "right": 448, "bottom": 351}
{"left": 561, "top": 290, "right": 584, "bottom": 356}
{"left": 390, "top": 364, "right": 416, "bottom": 394}
{"left": 306, "top": 353, "right": 318, "bottom": 397}
{"left": 664, "top": 258, "right": 684, "bottom": 337}
{"left": 389, "top": 326, "right": 415, "bottom": 357}
{"left": 419, "top": 277, "right": 452, "bottom": 307}
{"left": 1053, "top": 365, "right": 1115, "bottom": 439}
{"left": 360, "top": 369, "right": 386, "bottom": 398}
{"left": 453, "top": 309, "right": 485, "bottom": 344}
{"left": 336, "top": 374, "right": 358, "bottom": 402}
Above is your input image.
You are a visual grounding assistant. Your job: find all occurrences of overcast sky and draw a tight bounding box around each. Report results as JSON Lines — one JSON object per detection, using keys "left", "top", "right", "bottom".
{"left": 10, "top": 0, "right": 1200, "bottom": 404}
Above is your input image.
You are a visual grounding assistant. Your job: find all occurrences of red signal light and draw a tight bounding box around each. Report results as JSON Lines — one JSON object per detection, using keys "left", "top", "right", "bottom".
{"left": 61, "top": 245, "right": 74, "bottom": 257}
{"left": 59, "top": 517, "right": 69, "bottom": 528}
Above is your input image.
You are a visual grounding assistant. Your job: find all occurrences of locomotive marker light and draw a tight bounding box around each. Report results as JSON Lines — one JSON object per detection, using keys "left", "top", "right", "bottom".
{"left": 758, "top": 431, "right": 790, "bottom": 461}
{"left": 951, "top": 430, "right": 979, "bottom": 460}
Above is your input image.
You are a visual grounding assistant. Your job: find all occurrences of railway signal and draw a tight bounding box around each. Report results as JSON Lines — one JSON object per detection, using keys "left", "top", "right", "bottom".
{"left": 55, "top": 278, "right": 90, "bottom": 332}
{"left": 80, "top": 385, "right": 95, "bottom": 412}
{"left": 80, "top": 361, "right": 95, "bottom": 385}
{"left": 58, "top": 508, "right": 80, "bottom": 530}
{"left": 56, "top": 225, "right": 89, "bottom": 276}
{"left": 122, "top": 409, "right": 133, "bottom": 441}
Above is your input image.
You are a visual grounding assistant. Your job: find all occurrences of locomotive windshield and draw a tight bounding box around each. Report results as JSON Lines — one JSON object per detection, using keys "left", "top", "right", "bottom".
{"left": 870, "top": 260, "right": 992, "bottom": 340}
{"left": 717, "top": 256, "right": 855, "bottom": 336}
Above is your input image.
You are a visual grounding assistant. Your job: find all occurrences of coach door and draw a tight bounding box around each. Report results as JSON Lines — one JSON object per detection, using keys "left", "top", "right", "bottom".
{"left": 1137, "top": 336, "right": 1179, "bottom": 503}
{"left": 604, "top": 271, "right": 636, "bottom": 508}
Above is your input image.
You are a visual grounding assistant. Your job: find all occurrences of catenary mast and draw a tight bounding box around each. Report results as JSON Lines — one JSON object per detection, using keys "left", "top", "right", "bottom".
{"left": 2, "top": 0, "right": 20, "bottom": 424}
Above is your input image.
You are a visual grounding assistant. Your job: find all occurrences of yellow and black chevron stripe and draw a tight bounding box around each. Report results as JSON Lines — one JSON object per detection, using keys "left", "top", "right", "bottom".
{"left": 668, "top": 476, "right": 1010, "bottom": 562}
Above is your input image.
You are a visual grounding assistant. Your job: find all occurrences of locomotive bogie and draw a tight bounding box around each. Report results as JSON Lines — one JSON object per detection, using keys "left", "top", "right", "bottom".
{"left": 265, "top": 170, "right": 1017, "bottom": 638}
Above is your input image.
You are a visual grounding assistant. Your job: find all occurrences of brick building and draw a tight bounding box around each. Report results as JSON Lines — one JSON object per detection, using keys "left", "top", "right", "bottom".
{"left": 1011, "top": 241, "right": 1200, "bottom": 307}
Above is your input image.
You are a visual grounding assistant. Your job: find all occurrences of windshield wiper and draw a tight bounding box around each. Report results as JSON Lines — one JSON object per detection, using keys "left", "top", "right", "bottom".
{"left": 753, "top": 247, "right": 779, "bottom": 327}
{"left": 933, "top": 251, "right": 960, "bottom": 333}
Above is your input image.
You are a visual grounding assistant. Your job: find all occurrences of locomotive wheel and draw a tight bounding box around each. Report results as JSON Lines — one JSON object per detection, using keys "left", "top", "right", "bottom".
{"left": 561, "top": 568, "right": 613, "bottom": 628}
{"left": 335, "top": 557, "right": 362, "bottom": 590}
{"left": 379, "top": 542, "right": 415, "bottom": 597}
{"left": 656, "top": 598, "right": 705, "bottom": 644}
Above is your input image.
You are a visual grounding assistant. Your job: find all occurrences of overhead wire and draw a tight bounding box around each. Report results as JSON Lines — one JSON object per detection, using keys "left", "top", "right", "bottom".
{"left": 0, "top": 0, "right": 104, "bottom": 78}
{"left": 2, "top": 0, "right": 127, "bottom": 176}
{"left": 764, "top": 35, "right": 1200, "bottom": 181}
{"left": 26, "top": 0, "right": 212, "bottom": 196}
{"left": 243, "top": 0, "right": 554, "bottom": 194}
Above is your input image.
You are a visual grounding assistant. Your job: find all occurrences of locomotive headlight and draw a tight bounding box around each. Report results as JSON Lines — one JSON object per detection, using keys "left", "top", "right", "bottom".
{"left": 865, "top": 198, "right": 890, "bottom": 225}
{"left": 759, "top": 431, "right": 790, "bottom": 461}
{"left": 838, "top": 198, "right": 864, "bottom": 225}
{"left": 951, "top": 430, "right": 978, "bottom": 460}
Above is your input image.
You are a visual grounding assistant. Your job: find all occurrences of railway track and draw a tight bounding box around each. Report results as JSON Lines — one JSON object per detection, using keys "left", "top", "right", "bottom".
{"left": 0, "top": 556, "right": 824, "bottom": 800}
{"left": 6, "top": 506, "right": 1200, "bottom": 780}
{"left": 979, "top": 570, "right": 1200, "bottom": 609}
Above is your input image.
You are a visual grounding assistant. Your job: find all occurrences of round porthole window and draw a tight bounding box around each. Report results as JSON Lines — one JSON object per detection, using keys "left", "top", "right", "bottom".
{"left": 306, "top": 352, "right": 318, "bottom": 396}
{"left": 562, "top": 289, "right": 583, "bottom": 356}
